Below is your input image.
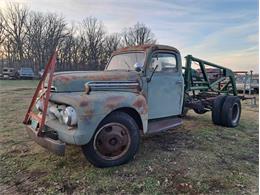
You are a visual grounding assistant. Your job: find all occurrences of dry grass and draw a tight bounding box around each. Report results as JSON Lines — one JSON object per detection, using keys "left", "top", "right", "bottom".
{"left": 0, "top": 80, "right": 258, "bottom": 194}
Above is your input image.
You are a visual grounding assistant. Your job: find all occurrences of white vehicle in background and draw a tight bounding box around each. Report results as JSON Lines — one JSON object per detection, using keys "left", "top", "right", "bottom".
{"left": 236, "top": 77, "right": 259, "bottom": 94}
{"left": 2, "top": 67, "right": 15, "bottom": 79}
{"left": 251, "top": 78, "right": 259, "bottom": 93}
{"left": 38, "top": 69, "right": 44, "bottom": 78}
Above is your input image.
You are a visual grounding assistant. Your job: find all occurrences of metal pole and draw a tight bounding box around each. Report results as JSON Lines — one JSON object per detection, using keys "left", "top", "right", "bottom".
{"left": 243, "top": 72, "right": 248, "bottom": 95}
{"left": 251, "top": 97, "right": 257, "bottom": 107}
{"left": 249, "top": 70, "right": 253, "bottom": 96}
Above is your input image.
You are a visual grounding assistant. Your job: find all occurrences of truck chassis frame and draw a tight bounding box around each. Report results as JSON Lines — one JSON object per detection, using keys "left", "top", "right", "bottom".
{"left": 183, "top": 55, "right": 238, "bottom": 113}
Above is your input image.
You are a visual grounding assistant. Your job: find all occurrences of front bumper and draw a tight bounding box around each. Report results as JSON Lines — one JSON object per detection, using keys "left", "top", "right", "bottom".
{"left": 26, "top": 125, "right": 65, "bottom": 155}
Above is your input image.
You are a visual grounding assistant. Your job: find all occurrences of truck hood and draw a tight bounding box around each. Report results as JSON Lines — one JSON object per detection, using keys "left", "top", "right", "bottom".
{"left": 52, "top": 71, "right": 141, "bottom": 92}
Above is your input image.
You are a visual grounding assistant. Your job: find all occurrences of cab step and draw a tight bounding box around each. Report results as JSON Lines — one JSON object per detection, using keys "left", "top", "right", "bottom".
{"left": 147, "top": 116, "right": 182, "bottom": 134}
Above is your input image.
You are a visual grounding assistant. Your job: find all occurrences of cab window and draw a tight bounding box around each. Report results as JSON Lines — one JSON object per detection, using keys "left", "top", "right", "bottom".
{"left": 150, "top": 53, "right": 177, "bottom": 72}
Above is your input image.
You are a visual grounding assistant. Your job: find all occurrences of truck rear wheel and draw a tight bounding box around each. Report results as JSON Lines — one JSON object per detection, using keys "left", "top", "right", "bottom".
{"left": 180, "top": 107, "right": 189, "bottom": 117}
{"left": 221, "top": 96, "right": 241, "bottom": 127}
{"left": 212, "top": 95, "right": 227, "bottom": 125}
{"left": 82, "top": 111, "right": 140, "bottom": 168}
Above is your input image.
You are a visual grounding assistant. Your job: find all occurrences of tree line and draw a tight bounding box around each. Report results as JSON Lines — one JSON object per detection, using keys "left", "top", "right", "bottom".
{"left": 0, "top": 3, "right": 156, "bottom": 73}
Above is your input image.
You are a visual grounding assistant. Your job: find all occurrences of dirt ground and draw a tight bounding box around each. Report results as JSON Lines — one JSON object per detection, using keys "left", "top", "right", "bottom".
{"left": 0, "top": 80, "right": 258, "bottom": 194}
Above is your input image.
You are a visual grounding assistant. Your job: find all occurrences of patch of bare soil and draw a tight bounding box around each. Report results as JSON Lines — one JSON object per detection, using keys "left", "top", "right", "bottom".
{"left": 0, "top": 170, "right": 47, "bottom": 194}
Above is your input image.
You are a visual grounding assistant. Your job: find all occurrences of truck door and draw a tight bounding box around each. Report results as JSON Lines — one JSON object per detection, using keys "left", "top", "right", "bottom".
{"left": 147, "top": 51, "right": 184, "bottom": 119}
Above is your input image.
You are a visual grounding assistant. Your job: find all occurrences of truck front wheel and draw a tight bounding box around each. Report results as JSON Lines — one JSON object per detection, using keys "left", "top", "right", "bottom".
{"left": 82, "top": 111, "right": 140, "bottom": 167}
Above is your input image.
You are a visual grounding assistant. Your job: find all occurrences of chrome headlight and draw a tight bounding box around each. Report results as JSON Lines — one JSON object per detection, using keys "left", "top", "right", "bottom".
{"left": 36, "top": 99, "right": 43, "bottom": 111}
{"left": 62, "top": 106, "right": 77, "bottom": 126}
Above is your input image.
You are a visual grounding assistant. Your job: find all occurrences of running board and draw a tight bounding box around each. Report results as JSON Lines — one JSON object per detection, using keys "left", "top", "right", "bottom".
{"left": 147, "top": 117, "right": 182, "bottom": 134}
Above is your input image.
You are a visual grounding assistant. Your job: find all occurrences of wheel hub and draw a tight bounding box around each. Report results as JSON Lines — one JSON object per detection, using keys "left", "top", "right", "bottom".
{"left": 231, "top": 103, "right": 239, "bottom": 123}
{"left": 109, "top": 137, "right": 118, "bottom": 146}
{"left": 94, "top": 123, "right": 131, "bottom": 160}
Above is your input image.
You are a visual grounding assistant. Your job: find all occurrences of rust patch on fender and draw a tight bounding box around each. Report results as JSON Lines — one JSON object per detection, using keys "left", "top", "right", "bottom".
{"left": 133, "top": 96, "right": 148, "bottom": 114}
{"left": 140, "top": 90, "right": 147, "bottom": 100}
{"left": 80, "top": 100, "right": 89, "bottom": 107}
{"left": 54, "top": 75, "right": 77, "bottom": 83}
{"left": 105, "top": 96, "right": 126, "bottom": 110}
{"left": 79, "top": 114, "right": 93, "bottom": 122}
{"left": 77, "top": 97, "right": 93, "bottom": 116}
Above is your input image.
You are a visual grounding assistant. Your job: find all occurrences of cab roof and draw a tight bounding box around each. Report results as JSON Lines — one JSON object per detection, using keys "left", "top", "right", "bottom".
{"left": 112, "top": 44, "right": 180, "bottom": 55}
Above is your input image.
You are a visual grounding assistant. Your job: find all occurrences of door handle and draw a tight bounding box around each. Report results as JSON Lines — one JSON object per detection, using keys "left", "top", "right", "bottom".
{"left": 176, "top": 80, "right": 183, "bottom": 84}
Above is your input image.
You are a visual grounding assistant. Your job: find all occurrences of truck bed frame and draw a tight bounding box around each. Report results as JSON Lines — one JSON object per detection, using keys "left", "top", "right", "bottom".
{"left": 183, "top": 55, "right": 238, "bottom": 113}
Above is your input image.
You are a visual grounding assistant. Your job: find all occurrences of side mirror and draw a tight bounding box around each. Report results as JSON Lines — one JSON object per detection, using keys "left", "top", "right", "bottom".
{"left": 147, "top": 65, "right": 158, "bottom": 82}
{"left": 134, "top": 63, "right": 143, "bottom": 72}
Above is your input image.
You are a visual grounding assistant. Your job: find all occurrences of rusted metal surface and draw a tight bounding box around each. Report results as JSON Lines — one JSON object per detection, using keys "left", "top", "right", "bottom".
{"left": 26, "top": 44, "right": 182, "bottom": 146}
{"left": 147, "top": 117, "right": 182, "bottom": 134}
{"left": 48, "top": 90, "right": 148, "bottom": 145}
{"left": 234, "top": 71, "right": 248, "bottom": 74}
{"left": 23, "top": 52, "right": 57, "bottom": 136}
{"left": 112, "top": 44, "right": 153, "bottom": 54}
{"left": 238, "top": 95, "right": 257, "bottom": 107}
{"left": 111, "top": 44, "right": 180, "bottom": 56}
{"left": 184, "top": 96, "right": 216, "bottom": 111}
{"left": 93, "top": 123, "right": 131, "bottom": 160}
{"left": 86, "top": 81, "right": 141, "bottom": 93}
{"left": 25, "top": 125, "right": 65, "bottom": 155}
{"left": 52, "top": 71, "right": 140, "bottom": 92}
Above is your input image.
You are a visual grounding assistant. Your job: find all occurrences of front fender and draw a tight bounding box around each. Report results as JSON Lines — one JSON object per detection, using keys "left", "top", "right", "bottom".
{"left": 49, "top": 91, "right": 148, "bottom": 145}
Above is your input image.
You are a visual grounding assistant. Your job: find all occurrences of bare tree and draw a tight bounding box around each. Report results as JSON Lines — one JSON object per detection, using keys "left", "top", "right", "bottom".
{"left": 1, "top": 3, "right": 28, "bottom": 65}
{"left": 25, "top": 12, "right": 67, "bottom": 72}
{"left": 122, "top": 22, "right": 156, "bottom": 46}
{"left": 0, "top": 4, "right": 158, "bottom": 72}
{"left": 0, "top": 9, "right": 5, "bottom": 66}
{"left": 59, "top": 26, "right": 79, "bottom": 70}
{"left": 0, "top": 9, "right": 4, "bottom": 45}
{"left": 25, "top": 12, "right": 47, "bottom": 70}
{"left": 81, "top": 17, "right": 105, "bottom": 70}
{"left": 101, "top": 33, "right": 121, "bottom": 67}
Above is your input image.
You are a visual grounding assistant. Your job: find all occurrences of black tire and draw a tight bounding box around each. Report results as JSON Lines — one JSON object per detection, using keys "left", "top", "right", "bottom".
{"left": 193, "top": 107, "right": 207, "bottom": 114}
{"left": 212, "top": 95, "right": 227, "bottom": 125}
{"left": 82, "top": 111, "right": 140, "bottom": 168}
{"left": 221, "top": 96, "right": 241, "bottom": 127}
{"left": 180, "top": 107, "right": 189, "bottom": 117}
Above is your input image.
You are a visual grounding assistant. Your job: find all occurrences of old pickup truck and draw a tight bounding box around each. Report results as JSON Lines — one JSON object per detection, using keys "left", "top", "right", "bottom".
{"left": 23, "top": 44, "right": 241, "bottom": 167}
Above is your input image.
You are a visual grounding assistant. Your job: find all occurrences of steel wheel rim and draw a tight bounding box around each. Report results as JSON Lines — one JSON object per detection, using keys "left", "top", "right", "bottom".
{"left": 231, "top": 103, "right": 239, "bottom": 123}
{"left": 93, "top": 123, "right": 131, "bottom": 160}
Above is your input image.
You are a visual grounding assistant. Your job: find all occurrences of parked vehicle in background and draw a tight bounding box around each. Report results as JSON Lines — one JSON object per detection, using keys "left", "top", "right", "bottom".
{"left": 16, "top": 67, "right": 35, "bottom": 79}
{"left": 251, "top": 78, "right": 259, "bottom": 93}
{"left": 236, "top": 75, "right": 259, "bottom": 94}
{"left": 236, "top": 80, "right": 253, "bottom": 93}
{"left": 2, "top": 67, "right": 15, "bottom": 79}
{"left": 38, "top": 69, "right": 44, "bottom": 78}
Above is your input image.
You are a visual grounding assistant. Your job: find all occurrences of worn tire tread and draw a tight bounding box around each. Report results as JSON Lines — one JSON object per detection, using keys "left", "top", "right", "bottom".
{"left": 82, "top": 111, "right": 140, "bottom": 168}
{"left": 221, "top": 96, "right": 241, "bottom": 127}
{"left": 212, "top": 95, "right": 227, "bottom": 125}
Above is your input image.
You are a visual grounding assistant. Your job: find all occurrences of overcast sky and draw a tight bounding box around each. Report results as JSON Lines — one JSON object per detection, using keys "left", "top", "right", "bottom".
{"left": 0, "top": 0, "right": 259, "bottom": 72}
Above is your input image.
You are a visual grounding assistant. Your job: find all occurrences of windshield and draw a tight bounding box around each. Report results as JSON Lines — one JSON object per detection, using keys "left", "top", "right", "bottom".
{"left": 21, "top": 68, "right": 33, "bottom": 73}
{"left": 106, "top": 52, "right": 145, "bottom": 71}
{"left": 252, "top": 79, "right": 259, "bottom": 84}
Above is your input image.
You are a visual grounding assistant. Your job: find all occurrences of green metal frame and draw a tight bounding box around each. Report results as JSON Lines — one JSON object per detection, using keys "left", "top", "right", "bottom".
{"left": 184, "top": 55, "right": 237, "bottom": 96}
